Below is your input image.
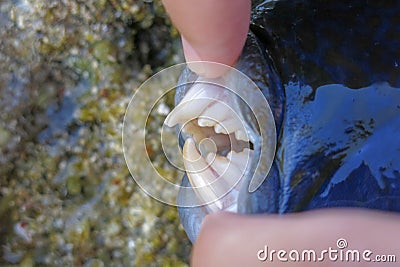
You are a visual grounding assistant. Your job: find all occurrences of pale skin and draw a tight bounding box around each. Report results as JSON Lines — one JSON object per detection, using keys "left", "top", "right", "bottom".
{"left": 161, "top": 1, "right": 400, "bottom": 266}
{"left": 192, "top": 209, "right": 400, "bottom": 266}
{"left": 161, "top": 0, "right": 251, "bottom": 78}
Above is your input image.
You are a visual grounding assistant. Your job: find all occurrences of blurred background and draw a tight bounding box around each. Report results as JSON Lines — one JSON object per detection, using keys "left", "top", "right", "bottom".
{"left": 0, "top": 0, "right": 191, "bottom": 266}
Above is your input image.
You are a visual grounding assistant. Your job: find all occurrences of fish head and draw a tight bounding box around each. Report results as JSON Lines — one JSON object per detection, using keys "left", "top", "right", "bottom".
{"left": 165, "top": 32, "right": 282, "bottom": 242}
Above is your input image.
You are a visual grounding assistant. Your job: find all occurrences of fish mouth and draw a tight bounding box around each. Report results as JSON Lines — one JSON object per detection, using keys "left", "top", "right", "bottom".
{"left": 165, "top": 79, "right": 257, "bottom": 213}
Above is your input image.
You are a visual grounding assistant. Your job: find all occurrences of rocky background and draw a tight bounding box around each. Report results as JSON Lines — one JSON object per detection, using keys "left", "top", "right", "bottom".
{"left": 0, "top": 0, "right": 191, "bottom": 266}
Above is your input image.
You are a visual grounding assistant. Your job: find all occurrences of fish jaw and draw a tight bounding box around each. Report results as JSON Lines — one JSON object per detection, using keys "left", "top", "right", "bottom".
{"left": 166, "top": 75, "right": 260, "bottom": 214}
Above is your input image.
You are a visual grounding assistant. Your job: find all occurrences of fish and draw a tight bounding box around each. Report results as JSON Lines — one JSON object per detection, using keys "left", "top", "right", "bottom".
{"left": 167, "top": 0, "right": 400, "bottom": 243}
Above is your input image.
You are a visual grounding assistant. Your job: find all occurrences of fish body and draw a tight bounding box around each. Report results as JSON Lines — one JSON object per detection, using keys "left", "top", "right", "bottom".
{"left": 175, "top": 0, "right": 400, "bottom": 242}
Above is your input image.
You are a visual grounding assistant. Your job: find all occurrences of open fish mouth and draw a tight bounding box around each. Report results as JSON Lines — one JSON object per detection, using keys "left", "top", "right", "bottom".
{"left": 164, "top": 63, "right": 276, "bottom": 218}
{"left": 165, "top": 80, "right": 255, "bottom": 213}
{"left": 156, "top": 62, "right": 277, "bottom": 242}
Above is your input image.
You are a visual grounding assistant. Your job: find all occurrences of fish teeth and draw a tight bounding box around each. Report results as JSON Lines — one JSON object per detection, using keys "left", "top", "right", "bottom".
{"left": 228, "top": 133, "right": 250, "bottom": 152}
{"left": 165, "top": 81, "right": 251, "bottom": 157}
{"left": 205, "top": 153, "right": 242, "bottom": 189}
{"left": 183, "top": 138, "right": 249, "bottom": 213}
{"left": 214, "top": 116, "right": 243, "bottom": 135}
{"left": 185, "top": 121, "right": 249, "bottom": 155}
{"left": 168, "top": 82, "right": 256, "bottom": 212}
{"left": 164, "top": 83, "right": 222, "bottom": 127}
{"left": 164, "top": 98, "right": 211, "bottom": 127}
{"left": 197, "top": 117, "right": 215, "bottom": 127}
{"left": 227, "top": 148, "right": 252, "bottom": 171}
{"left": 235, "top": 129, "right": 249, "bottom": 142}
{"left": 198, "top": 99, "right": 231, "bottom": 125}
{"left": 183, "top": 138, "right": 223, "bottom": 211}
{"left": 204, "top": 152, "right": 245, "bottom": 211}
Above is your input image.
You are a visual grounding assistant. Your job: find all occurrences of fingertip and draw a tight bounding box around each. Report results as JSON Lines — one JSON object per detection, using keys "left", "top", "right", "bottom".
{"left": 182, "top": 38, "right": 234, "bottom": 78}
{"left": 190, "top": 212, "right": 249, "bottom": 266}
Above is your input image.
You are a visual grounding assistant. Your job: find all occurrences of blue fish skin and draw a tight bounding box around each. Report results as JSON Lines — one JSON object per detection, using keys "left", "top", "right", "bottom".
{"left": 273, "top": 83, "right": 400, "bottom": 213}
{"left": 242, "top": 0, "right": 400, "bottom": 214}
{"left": 251, "top": 0, "right": 400, "bottom": 89}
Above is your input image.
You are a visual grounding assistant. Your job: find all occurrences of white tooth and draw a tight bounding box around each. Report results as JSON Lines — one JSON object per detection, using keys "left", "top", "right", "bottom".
{"left": 205, "top": 153, "right": 244, "bottom": 211}
{"left": 214, "top": 117, "right": 242, "bottom": 135}
{"left": 199, "top": 100, "right": 231, "bottom": 123}
{"left": 180, "top": 82, "right": 221, "bottom": 103}
{"left": 227, "top": 148, "right": 252, "bottom": 171}
{"left": 205, "top": 153, "right": 243, "bottom": 189}
{"left": 227, "top": 149, "right": 251, "bottom": 162}
{"left": 183, "top": 139, "right": 222, "bottom": 211}
{"left": 165, "top": 83, "right": 222, "bottom": 127}
{"left": 183, "top": 139, "right": 213, "bottom": 182}
{"left": 177, "top": 82, "right": 202, "bottom": 101}
{"left": 214, "top": 123, "right": 228, "bottom": 134}
{"left": 235, "top": 129, "right": 249, "bottom": 142}
{"left": 198, "top": 118, "right": 216, "bottom": 127}
{"left": 229, "top": 133, "right": 250, "bottom": 151}
{"left": 164, "top": 98, "right": 211, "bottom": 127}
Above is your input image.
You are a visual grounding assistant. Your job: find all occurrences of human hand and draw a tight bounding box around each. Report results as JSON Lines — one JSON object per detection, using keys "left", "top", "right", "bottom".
{"left": 191, "top": 209, "right": 400, "bottom": 266}
{"left": 162, "top": 0, "right": 251, "bottom": 78}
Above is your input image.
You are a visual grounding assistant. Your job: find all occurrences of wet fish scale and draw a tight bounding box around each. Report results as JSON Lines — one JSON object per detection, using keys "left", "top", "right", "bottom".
{"left": 252, "top": 0, "right": 400, "bottom": 89}
{"left": 246, "top": 0, "right": 400, "bottom": 214}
